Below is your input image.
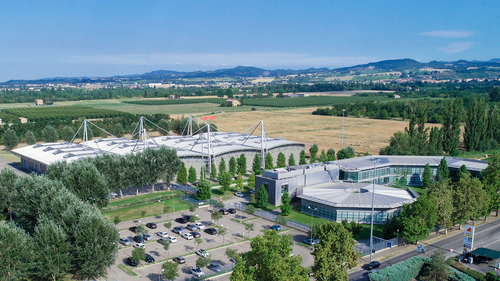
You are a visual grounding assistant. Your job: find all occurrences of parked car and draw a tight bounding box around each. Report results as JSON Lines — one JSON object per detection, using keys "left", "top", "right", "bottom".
{"left": 133, "top": 236, "right": 144, "bottom": 243}
{"left": 235, "top": 192, "right": 244, "bottom": 197}
{"left": 172, "top": 227, "right": 184, "bottom": 234}
{"left": 129, "top": 226, "right": 138, "bottom": 233}
{"left": 173, "top": 256, "right": 186, "bottom": 264}
{"left": 146, "top": 222, "right": 157, "bottom": 229}
{"left": 302, "top": 238, "right": 320, "bottom": 246}
{"left": 271, "top": 225, "right": 282, "bottom": 231}
{"left": 119, "top": 238, "right": 131, "bottom": 246}
{"left": 187, "top": 223, "right": 198, "bottom": 231}
{"left": 195, "top": 222, "right": 205, "bottom": 229}
{"left": 207, "top": 262, "right": 223, "bottom": 272}
{"left": 158, "top": 238, "right": 170, "bottom": 244}
{"left": 181, "top": 233, "right": 194, "bottom": 240}
{"left": 156, "top": 231, "right": 168, "bottom": 238}
{"left": 362, "top": 261, "right": 381, "bottom": 270}
{"left": 142, "top": 233, "right": 153, "bottom": 241}
{"left": 184, "top": 215, "right": 192, "bottom": 221}
{"left": 196, "top": 249, "right": 209, "bottom": 257}
{"left": 190, "top": 231, "right": 201, "bottom": 238}
{"left": 219, "top": 208, "right": 228, "bottom": 215}
{"left": 205, "top": 228, "right": 217, "bottom": 235}
{"left": 191, "top": 267, "right": 205, "bottom": 277}
{"left": 249, "top": 189, "right": 256, "bottom": 194}
{"left": 133, "top": 243, "right": 145, "bottom": 248}
{"left": 175, "top": 217, "right": 188, "bottom": 224}
{"left": 126, "top": 257, "right": 138, "bottom": 267}
{"left": 145, "top": 254, "right": 155, "bottom": 263}
{"left": 228, "top": 208, "right": 236, "bottom": 214}
{"left": 166, "top": 236, "right": 177, "bottom": 243}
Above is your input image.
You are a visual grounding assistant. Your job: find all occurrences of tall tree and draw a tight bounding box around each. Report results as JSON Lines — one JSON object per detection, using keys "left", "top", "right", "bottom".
{"left": 219, "top": 157, "right": 227, "bottom": 174}
{"left": 327, "top": 148, "right": 336, "bottom": 161}
{"left": 210, "top": 163, "right": 217, "bottom": 180}
{"left": 482, "top": 153, "right": 500, "bottom": 216}
{"left": 464, "top": 98, "right": 488, "bottom": 152}
{"left": 219, "top": 171, "right": 231, "bottom": 194}
{"left": 453, "top": 177, "right": 489, "bottom": 228}
{"left": 0, "top": 222, "right": 35, "bottom": 280}
{"left": 252, "top": 153, "right": 262, "bottom": 175}
{"left": 256, "top": 184, "right": 269, "bottom": 208}
{"left": 229, "top": 156, "right": 237, "bottom": 177}
{"left": 425, "top": 248, "right": 449, "bottom": 281}
{"left": 442, "top": 99, "right": 463, "bottom": 155}
{"left": 312, "top": 222, "right": 360, "bottom": 281}
{"left": 236, "top": 173, "right": 244, "bottom": 190}
{"left": 2, "top": 128, "right": 19, "bottom": 150}
{"left": 162, "top": 261, "right": 180, "bottom": 281}
{"left": 25, "top": 130, "right": 37, "bottom": 145}
{"left": 158, "top": 119, "right": 170, "bottom": 136}
{"left": 265, "top": 153, "right": 274, "bottom": 170}
{"left": 397, "top": 195, "right": 438, "bottom": 243}
{"left": 177, "top": 162, "right": 188, "bottom": 185}
{"left": 427, "top": 127, "right": 443, "bottom": 156}
{"left": 248, "top": 172, "right": 255, "bottom": 188}
{"left": 299, "top": 150, "right": 307, "bottom": 165}
{"left": 346, "top": 146, "right": 355, "bottom": 158}
{"left": 456, "top": 164, "right": 470, "bottom": 180}
{"left": 422, "top": 163, "right": 432, "bottom": 188}
{"left": 319, "top": 149, "right": 327, "bottom": 162}
{"left": 429, "top": 180, "right": 454, "bottom": 234}
{"left": 280, "top": 192, "right": 291, "bottom": 216}
{"left": 309, "top": 144, "right": 319, "bottom": 163}
{"left": 42, "top": 125, "right": 59, "bottom": 143}
{"left": 435, "top": 157, "right": 449, "bottom": 182}
{"left": 188, "top": 166, "right": 197, "bottom": 183}
{"left": 276, "top": 152, "right": 286, "bottom": 168}
{"left": 489, "top": 87, "right": 500, "bottom": 102}
{"left": 61, "top": 161, "right": 109, "bottom": 208}
{"left": 112, "top": 123, "right": 124, "bottom": 138}
{"left": 233, "top": 230, "right": 309, "bottom": 281}
{"left": 288, "top": 153, "right": 296, "bottom": 166}
{"left": 196, "top": 179, "right": 211, "bottom": 200}
{"left": 61, "top": 126, "right": 75, "bottom": 142}
{"left": 237, "top": 154, "right": 247, "bottom": 175}
{"left": 131, "top": 247, "right": 146, "bottom": 264}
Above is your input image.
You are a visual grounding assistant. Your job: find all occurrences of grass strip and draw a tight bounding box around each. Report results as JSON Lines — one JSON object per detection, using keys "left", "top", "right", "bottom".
{"left": 118, "top": 264, "right": 138, "bottom": 277}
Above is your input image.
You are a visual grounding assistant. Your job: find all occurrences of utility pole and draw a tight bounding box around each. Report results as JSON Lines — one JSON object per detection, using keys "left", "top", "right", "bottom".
{"left": 369, "top": 158, "right": 379, "bottom": 262}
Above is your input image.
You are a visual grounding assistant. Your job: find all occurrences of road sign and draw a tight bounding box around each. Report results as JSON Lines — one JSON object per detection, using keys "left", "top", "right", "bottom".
{"left": 387, "top": 242, "right": 392, "bottom": 248}
{"left": 462, "top": 225, "right": 475, "bottom": 253}
{"left": 201, "top": 115, "right": 215, "bottom": 121}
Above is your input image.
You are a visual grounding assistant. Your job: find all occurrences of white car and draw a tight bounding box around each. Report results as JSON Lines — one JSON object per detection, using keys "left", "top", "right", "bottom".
{"left": 133, "top": 243, "right": 145, "bottom": 248}
{"left": 196, "top": 249, "right": 209, "bottom": 257}
{"left": 181, "top": 233, "right": 194, "bottom": 240}
{"left": 166, "top": 236, "right": 177, "bottom": 243}
{"left": 195, "top": 222, "right": 205, "bottom": 230}
{"left": 186, "top": 223, "right": 198, "bottom": 231}
{"left": 191, "top": 267, "right": 205, "bottom": 277}
{"left": 235, "top": 192, "right": 244, "bottom": 197}
{"left": 156, "top": 231, "right": 169, "bottom": 238}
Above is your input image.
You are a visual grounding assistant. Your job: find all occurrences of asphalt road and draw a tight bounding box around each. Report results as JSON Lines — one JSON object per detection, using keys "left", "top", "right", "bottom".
{"left": 349, "top": 219, "right": 500, "bottom": 281}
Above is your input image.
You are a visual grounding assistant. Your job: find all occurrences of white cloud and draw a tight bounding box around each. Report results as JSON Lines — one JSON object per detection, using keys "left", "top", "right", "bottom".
{"left": 65, "top": 52, "right": 377, "bottom": 69}
{"left": 421, "top": 30, "right": 472, "bottom": 38}
{"left": 439, "top": 42, "right": 474, "bottom": 54}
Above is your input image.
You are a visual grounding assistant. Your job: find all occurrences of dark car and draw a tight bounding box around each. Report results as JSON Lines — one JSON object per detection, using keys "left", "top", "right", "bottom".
{"left": 184, "top": 215, "right": 192, "bottom": 221}
{"left": 126, "top": 257, "right": 138, "bottom": 267}
{"left": 228, "top": 208, "right": 236, "bottom": 214}
{"left": 175, "top": 217, "right": 188, "bottom": 224}
{"left": 207, "top": 262, "right": 223, "bottom": 272}
{"left": 205, "top": 228, "right": 217, "bottom": 235}
{"left": 190, "top": 231, "right": 201, "bottom": 238}
{"left": 362, "top": 261, "right": 380, "bottom": 270}
{"left": 129, "top": 226, "right": 138, "bottom": 233}
{"left": 173, "top": 256, "right": 186, "bottom": 264}
{"left": 145, "top": 254, "right": 155, "bottom": 263}
{"left": 133, "top": 235, "right": 144, "bottom": 243}
{"left": 219, "top": 208, "right": 228, "bottom": 215}
{"left": 146, "top": 222, "right": 157, "bottom": 229}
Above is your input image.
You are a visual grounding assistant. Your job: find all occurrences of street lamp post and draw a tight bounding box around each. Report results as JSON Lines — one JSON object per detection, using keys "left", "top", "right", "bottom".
{"left": 369, "top": 158, "right": 379, "bottom": 262}
{"left": 341, "top": 109, "right": 346, "bottom": 149}
{"left": 172, "top": 190, "right": 176, "bottom": 219}
{"left": 113, "top": 242, "right": 119, "bottom": 281}
{"left": 159, "top": 200, "right": 164, "bottom": 232}
{"left": 231, "top": 203, "right": 235, "bottom": 243}
{"left": 308, "top": 206, "right": 317, "bottom": 246}
{"left": 397, "top": 229, "right": 399, "bottom": 246}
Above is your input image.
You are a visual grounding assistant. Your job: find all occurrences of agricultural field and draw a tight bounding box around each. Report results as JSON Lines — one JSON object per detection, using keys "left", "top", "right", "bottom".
{"left": 121, "top": 98, "right": 221, "bottom": 105}
{"left": 2, "top": 105, "right": 129, "bottom": 121}
{"left": 243, "top": 95, "right": 395, "bottom": 107}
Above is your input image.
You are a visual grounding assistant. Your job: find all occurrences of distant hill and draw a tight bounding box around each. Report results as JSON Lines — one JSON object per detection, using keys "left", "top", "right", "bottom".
{"left": 1, "top": 59, "right": 499, "bottom": 85}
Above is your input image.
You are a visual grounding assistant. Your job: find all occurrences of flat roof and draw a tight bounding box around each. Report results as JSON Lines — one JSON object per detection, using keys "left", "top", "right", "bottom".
{"left": 470, "top": 248, "right": 500, "bottom": 260}
{"left": 298, "top": 182, "right": 416, "bottom": 209}
{"left": 11, "top": 132, "right": 303, "bottom": 167}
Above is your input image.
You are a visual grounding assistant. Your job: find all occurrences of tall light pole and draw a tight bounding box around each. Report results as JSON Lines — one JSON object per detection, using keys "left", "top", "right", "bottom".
{"left": 308, "top": 206, "right": 317, "bottom": 245}
{"left": 113, "top": 242, "right": 119, "bottom": 281}
{"left": 231, "top": 203, "right": 236, "bottom": 243}
{"left": 159, "top": 200, "right": 164, "bottom": 232}
{"left": 369, "top": 158, "right": 379, "bottom": 262}
{"left": 172, "top": 190, "right": 176, "bottom": 219}
{"left": 341, "top": 109, "right": 346, "bottom": 149}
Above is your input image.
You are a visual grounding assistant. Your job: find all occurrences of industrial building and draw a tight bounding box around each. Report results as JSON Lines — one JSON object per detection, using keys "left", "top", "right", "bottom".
{"left": 255, "top": 155, "right": 488, "bottom": 223}
{"left": 11, "top": 116, "right": 304, "bottom": 174}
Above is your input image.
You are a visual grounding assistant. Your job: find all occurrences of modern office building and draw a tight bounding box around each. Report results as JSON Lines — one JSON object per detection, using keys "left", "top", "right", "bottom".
{"left": 255, "top": 155, "right": 487, "bottom": 223}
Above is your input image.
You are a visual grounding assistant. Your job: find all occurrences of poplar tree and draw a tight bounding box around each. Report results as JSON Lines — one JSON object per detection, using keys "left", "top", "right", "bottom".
{"left": 280, "top": 192, "right": 291, "bottom": 216}
{"left": 309, "top": 144, "right": 319, "bottom": 163}
{"left": 299, "top": 150, "right": 307, "bottom": 165}
{"left": 252, "top": 154, "right": 262, "bottom": 175}
{"left": 188, "top": 166, "right": 197, "bottom": 183}
{"left": 210, "top": 163, "right": 217, "bottom": 180}
{"left": 319, "top": 149, "right": 327, "bottom": 162}
{"left": 177, "top": 162, "right": 188, "bottom": 184}
{"left": 429, "top": 180, "right": 454, "bottom": 234}
{"left": 464, "top": 98, "right": 487, "bottom": 152}
{"left": 422, "top": 163, "right": 432, "bottom": 188}
{"left": 219, "top": 158, "right": 227, "bottom": 173}
{"left": 435, "top": 157, "right": 449, "bottom": 182}
{"left": 288, "top": 153, "right": 296, "bottom": 166}
{"left": 248, "top": 172, "right": 255, "bottom": 188}
{"left": 265, "top": 153, "right": 274, "bottom": 170}
{"left": 229, "top": 157, "right": 237, "bottom": 177}
{"left": 276, "top": 152, "right": 286, "bottom": 168}
{"left": 237, "top": 154, "right": 247, "bottom": 175}
{"left": 442, "top": 99, "right": 463, "bottom": 155}
{"left": 482, "top": 153, "right": 500, "bottom": 216}
{"left": 256, "top": 184, "right": 268, "bottom": 208}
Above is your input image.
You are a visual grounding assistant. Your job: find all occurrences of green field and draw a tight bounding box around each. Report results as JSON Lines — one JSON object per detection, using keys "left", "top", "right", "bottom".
{"left": 122, "top": 98, "right": 221, "bottom": 105}
{"left": 243, "top": 96, "right": 394, "bottom": 107}
{"left": 3, "top": 105, "right": 129, "bottom": 121}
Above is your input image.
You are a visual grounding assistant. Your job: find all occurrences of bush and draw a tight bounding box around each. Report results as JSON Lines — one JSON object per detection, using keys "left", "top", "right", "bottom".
{"left": 446, "top": 257, "right": 486, "bottom": 281}
{"left": 369, "top": 256, "right": 431, "bottom": 281}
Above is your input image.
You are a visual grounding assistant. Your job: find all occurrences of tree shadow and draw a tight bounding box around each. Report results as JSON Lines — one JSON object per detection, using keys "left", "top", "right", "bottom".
{"left": 145, "top": 272, "right": 160, "bottom": 281}
{"left": 184, "top": 245, "right": 194, "bottom": 252}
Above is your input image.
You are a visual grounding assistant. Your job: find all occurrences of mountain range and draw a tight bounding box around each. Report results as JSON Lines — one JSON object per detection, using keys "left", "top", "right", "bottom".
{"left": 2, "top": 58, "right": 500, "bottom": 85}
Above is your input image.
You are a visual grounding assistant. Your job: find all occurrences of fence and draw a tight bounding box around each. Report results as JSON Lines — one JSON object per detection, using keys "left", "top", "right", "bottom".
{"left": 354, "top": 236, "right": 403, "bottom": 256}
{"left": 223, "top": 202, "right": 311, "bottom": 233}
{"left": 102, "top": 193, "right": 178, "bottom": 212}
{"left": 180, "top": 195, "right": 217, "bottom": 207}
{"left": 197, "top": 263, "right": 236, "bottom": 280}
{"left": 171, "top": 184, "right": 199, "bottom": 194}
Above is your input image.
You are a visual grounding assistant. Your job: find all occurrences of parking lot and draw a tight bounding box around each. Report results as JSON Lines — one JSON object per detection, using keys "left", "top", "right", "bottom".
{"left": 106, "top": 205, "right": 315, "bottom": 280}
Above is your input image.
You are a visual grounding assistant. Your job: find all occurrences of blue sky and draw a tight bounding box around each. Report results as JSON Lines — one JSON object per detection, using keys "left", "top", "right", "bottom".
{"left": 0, "top": 0, "right": 498, "bottom": 81}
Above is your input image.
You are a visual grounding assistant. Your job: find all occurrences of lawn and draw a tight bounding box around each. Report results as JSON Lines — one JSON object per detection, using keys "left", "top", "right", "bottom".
{"left": 0, "top": 150, "right": 20, "bottom": 162}
{"left": 107, "top": 190, "right": 183, "bottom": 208}
{"left": 352, "top": 223, "right": 385, "bottom": 241}
{"left": 285, "top": 208, "right": 330, "bottom": 226}
{"left": 102, "top": 197, "right": 192, "bottom": 222}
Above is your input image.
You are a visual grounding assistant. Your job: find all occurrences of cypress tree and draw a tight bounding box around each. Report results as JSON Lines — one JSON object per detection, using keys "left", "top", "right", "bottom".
{"left": 319, "top": 149, "right": 327, "bottom": 162}
{"left": 265, "top": 153, "right": 274, "bottom": 170}
{"left": 422, "top": 163, "right": 432, "bottom": 188}
{"left": 276, "top": 152, "right": 286, "bottom": 168}
{"left": 256, "top": 184, "right": 269, "bottom": 208}
{"left": 229, "top": 157, "right": 237, "bottom": 177}
{"left": 464, "top": 98, "right": 487, "bottom": 152}
{"left": 327, "top": 148, "right": 336, "bottom": 161}
{"left": 237, "top": 154, "right": 247, "bottom": 175}
{"left": 456, "top": 164, "right": 470, "bottom": 180}
{"left": 442, "top": 99, "right": 463, "bottom": 155}
{"left": 280, "top": 192, "right": 292, "bottom": 216}
{"left": 188, "top": 166, "right": 197, "bottom": 183}
{"left": 210, "top": 163, "right": 217, "bottom": 180}
{"left": 177, "top": 162, "right": 188, "bottom": 185}
{"left": 435, "top": 157, "right": 449, "bottom": 182}
{"left": 299, "top": 150, "right": 307, "bottom": 165}
{"left": 219, "top": 158, "right": 226, "bottom": 174}
{"left": 252, "top": 154, "right": 262, "bottom": 175}
{"left": 309, "top": 144, "right": 318, "bottom": 163}
{"left": 288, "top": 153, "right": 296, "bottom": 167}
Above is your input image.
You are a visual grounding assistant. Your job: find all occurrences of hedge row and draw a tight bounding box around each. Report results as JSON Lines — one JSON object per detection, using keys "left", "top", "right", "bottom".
{"left": 368, "top": 256, "right": 431, "bottom": 281}
{"left": 243, "top": 96, "right": 390, "bottom": 107}
{"left": 122, "top": 98, "right": 221, "bottom": 105}
{"left": 3, "top": 106, "right": 129, "bottom": 121}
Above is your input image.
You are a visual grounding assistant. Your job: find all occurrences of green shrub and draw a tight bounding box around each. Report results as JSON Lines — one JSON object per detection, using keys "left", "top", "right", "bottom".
{"left": 369, "top": 256, "right": 431, "bottom": 281}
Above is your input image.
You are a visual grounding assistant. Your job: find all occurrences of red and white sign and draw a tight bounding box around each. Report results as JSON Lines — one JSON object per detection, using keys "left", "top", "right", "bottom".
{"left": 201, "top": 115, "right": 215, "bottom": 121}
{"left": 462, "top": 225, "right": 475, "bottom": 252}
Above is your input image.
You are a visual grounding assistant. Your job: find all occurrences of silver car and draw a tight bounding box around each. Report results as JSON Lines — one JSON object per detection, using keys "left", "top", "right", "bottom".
{"left": 187, "top": 223, "right": 198, "bottom": 231}
{"left": 142, "top": 233, "right": 153, "bottom": 241}
{"left": 119, "top": 238, "right": 131, "bottom": 246}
